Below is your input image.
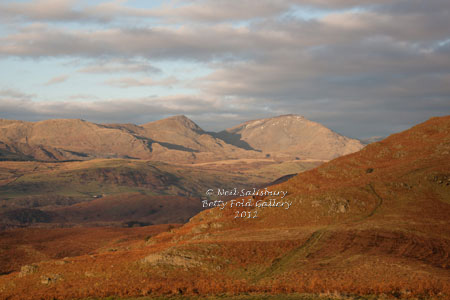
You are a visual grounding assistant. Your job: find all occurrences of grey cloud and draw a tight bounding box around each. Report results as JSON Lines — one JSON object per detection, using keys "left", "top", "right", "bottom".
{"left": 0, "top": 92, "right": 271, "bottom": 131}
{"left": 3, "top": 6, "right": 449, "bottom": 61}
{"left": 77, "top": 58, "right": 161, "bottom": 74}
{"left": 0, "top": 0, "right": 406, "bottom": 25}
{"left": 0, "top": 93, "right": 223, "bottom": 122}
{"left": 0, "top": 23, "right": 275, "bottom": 60}
{"left": 0, "top": 0, "right": 287, "bottom": 24}
{"left": 373, "top": 0, "right": 450, "bottom": 15}
{"left": 0, "top": 0, "right": 111, "bottom": 23}
{"left": 154, "top": 0, "right": 289, "bottom": 23}
{"left": 0, "top": 88, "right": 35, "bottom": 100}
{"left": 291, "top": 0, "right": 394, "bottom": 9}
{"left": 0, "top": 0, "right": 161, "bottom": 24}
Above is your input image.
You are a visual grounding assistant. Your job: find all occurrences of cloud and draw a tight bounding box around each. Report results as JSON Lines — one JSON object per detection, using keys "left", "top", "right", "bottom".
{"left": 0, "top": 0, "right": 102, "bottom": 23}
{"left": 153, "top": 0, "right": 289, "bottom": 23}
{"left": 0, "top": 0, "right": 410, "bottom": 25}
{"left": 0, "top": 23, "right": 279, "bottom": 61}
{"left": 78, "top": 58, "right": 161, "bottom": 74}
{"left": 44, "top": 74, "right": 69, "bottom": 85}
{"left": 105, "top": 76, "right": 179, "bottom": 88}
{"left": 0, "top": 0, "right": 119, "bottom": 23}
{"left": 0, "top": 88, "right": 35, "bottom": 100}
{"left": 0, "top": 0, "right": 292, "bottom": 24}
{"left": 0, "top": 93, "right": 240, "bottom": 126}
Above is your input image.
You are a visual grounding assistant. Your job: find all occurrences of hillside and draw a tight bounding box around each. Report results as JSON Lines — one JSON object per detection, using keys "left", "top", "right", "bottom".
{"left": 218, "top": 114, "right": 364, "bottom": 160}
{"left": 0, "top": 116, "right": 448, "bottom": 299}
{"left": 0, "top": 224, "right": 179, "bottom": 276}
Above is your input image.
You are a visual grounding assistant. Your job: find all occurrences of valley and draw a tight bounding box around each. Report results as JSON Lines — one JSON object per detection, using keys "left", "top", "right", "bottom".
{"left": 0, "top": 158, "right": 322, "bottom": 229}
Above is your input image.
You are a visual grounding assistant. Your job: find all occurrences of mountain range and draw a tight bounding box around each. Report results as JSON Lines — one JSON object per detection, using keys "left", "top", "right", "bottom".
{"left": 0, "top": 115, "right": 364, "bottom": 163}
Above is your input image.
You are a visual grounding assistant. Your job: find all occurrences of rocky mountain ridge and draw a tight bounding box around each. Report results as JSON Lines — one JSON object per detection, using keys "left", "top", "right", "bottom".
{"left": 219, "top": 114, "right": 364, "bottom": 160}
{"left": 0, "top": 114, "right": 364, "bottom": 163}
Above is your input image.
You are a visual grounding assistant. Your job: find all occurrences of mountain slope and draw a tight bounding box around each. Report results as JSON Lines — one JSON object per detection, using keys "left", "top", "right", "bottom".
{"left": 219, "top": 114, "right": 364, "bottom": 160}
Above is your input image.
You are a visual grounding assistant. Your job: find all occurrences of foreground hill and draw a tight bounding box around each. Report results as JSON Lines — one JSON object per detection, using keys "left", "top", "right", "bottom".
{"left": 218, "top": 114, "right": 364, "bottom": 160}
{"left": 0, "top": 115, "right": 362, "bottom": 163}
{"left": 1, "top": 116, "right": 448, "bottom": 299}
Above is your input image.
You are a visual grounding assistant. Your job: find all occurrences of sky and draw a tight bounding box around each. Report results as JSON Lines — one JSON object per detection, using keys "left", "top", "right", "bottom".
{"left": 0, "top": 0, "right": 449, "bottom": 139}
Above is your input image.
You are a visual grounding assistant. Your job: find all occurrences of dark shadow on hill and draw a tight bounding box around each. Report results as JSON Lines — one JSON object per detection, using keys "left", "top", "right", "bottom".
{"left": 0, "top": 149, "right": 34, "bottom": 161}
{"left": 0, "top": 142, "right": 34, "bottom": 161}
{"left": 267, "top": 173, "right": 298, "bottom": 186}
{"left": 0, "top": 208, "right": 54, "bottom": 225}
{"left": 135, "top": 136, "right": 200, "bottom": 153}
{"left": 155, "top": 141, "right": 199, "bottom": 153}
{"left": 211, "top": 131, "right": 259, "bottom": 151}
{"left": 62, "top": 149, "right": 90, "bottom": 158}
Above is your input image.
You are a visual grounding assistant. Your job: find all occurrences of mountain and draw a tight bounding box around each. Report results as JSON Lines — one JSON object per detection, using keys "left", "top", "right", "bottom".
{"left": 0, "top": 115, "right": 363, "bottom": 163}
{"left": 0, "top": 117, "right": 260, "bottom": 163}
{"left": 1, "top": 116, "right": 447, "bottom": 299}
{"left": 106, "top": 115, "right": 259, "bottom": 163}
{"left": 0, "top": 119, "right": 153, "bottom": 161}
{"left": 141, "top": 115, "right": 231, "bottom": 153}
{"left": 218, "top": 114, "right": 364, "bottom": 160}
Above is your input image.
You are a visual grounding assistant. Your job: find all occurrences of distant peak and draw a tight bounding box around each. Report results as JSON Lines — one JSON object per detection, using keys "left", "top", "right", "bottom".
{"left": 168, "top": 115, "right": 190, "bottom": 121}
{"left": 143, "top": 115, "right": 204, "bottom": 132}
{"left": 164, "top": 115, "right": 195, "bottom": 124}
